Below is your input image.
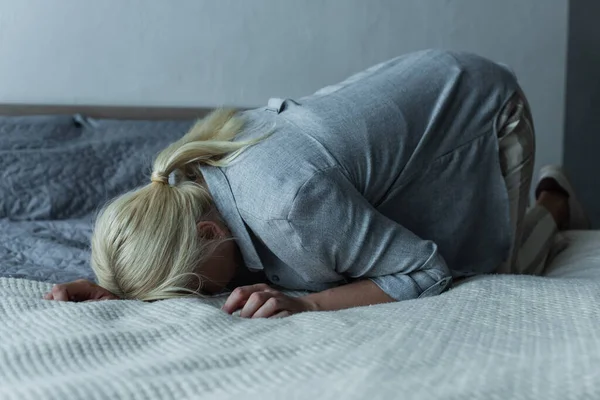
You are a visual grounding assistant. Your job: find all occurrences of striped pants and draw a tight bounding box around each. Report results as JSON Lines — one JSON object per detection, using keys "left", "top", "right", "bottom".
{"left": 495, "top": 90, "right": 560, "bottom": 275}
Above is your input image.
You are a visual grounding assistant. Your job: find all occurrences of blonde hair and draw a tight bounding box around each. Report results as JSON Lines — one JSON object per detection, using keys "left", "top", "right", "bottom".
{"left": 91, "top": 109, "right": 260, "bottom": 301}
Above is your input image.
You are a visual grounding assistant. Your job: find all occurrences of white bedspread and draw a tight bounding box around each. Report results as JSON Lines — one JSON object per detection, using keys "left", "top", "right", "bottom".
{"left": 1, "top": 232, "right": 599, "bottom": 400}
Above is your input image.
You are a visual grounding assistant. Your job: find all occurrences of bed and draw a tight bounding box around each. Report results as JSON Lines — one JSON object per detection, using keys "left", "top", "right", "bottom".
{"left": 1, "top": 108, "right": 599, "bottom": 400}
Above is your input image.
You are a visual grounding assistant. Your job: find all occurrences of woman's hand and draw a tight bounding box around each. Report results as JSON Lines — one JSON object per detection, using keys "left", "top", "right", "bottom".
{"left": 44, "top": 279, "right": 120, "bottom": 302}
{"left": 221, "top": 283, "right": 317, "bottom": 318}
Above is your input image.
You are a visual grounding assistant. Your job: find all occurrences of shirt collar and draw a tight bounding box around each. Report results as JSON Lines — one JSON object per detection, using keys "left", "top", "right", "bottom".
{"left": 198, "top": 165, "right": 264, "bottom": 271}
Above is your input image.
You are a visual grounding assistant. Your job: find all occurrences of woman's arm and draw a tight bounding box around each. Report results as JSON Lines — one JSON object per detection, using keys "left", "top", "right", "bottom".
{"left": 221, "top": 280, "right": 395, "bottom": 318}
{"left": 275, "top": 168, "right": 453, "bottom": 303}
{"left": 44, "top": 280, "right": 120, "bottom": 301}
{"left": 301, "top": 279, "right": 394, "bottom": 311}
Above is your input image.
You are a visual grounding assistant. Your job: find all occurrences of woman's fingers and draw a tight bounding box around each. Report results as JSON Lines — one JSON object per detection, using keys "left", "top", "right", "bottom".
{"left": 251, "top": 296, "right": 286, "bottom": 318}
{"left": 49, "top": 283, "right": 73, "bottom": 301}
{"left": 221, "top": 283, "right": 273, "bottom": 314}
{"left": 221, "top": 284, "right": 299, "bottom": 318}
{"left": 44, "top": 280, "right": 118, "bottom": 302}
{"left": 239, "top": 291, "right": 278, "bottom": 318}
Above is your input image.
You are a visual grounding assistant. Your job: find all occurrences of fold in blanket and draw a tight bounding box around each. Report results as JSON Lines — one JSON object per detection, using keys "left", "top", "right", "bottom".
{"left": 1, "top": 245, "right": 599, "bottom": 400}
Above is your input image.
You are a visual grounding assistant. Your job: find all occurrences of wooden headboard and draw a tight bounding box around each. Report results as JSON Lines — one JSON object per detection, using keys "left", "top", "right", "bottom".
{"left": 0, "top": 104, "right": 219, "bottom": 120}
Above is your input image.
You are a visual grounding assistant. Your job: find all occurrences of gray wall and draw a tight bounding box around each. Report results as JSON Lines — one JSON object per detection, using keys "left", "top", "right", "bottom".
{"left": 0, "top": 0, "right": 568, "bottom": 172}
{"left": 564, "top": 0, "right": 600, "bottom": 227}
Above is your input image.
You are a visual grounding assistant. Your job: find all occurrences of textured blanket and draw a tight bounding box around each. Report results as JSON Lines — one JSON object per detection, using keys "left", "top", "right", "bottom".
{"left": 2, "top": 232, "right": 600, "bottom": 400}
{"left": 0, "top": 114, "right": 190, "bottom": 282}
{"left": 1, "top": 116, "right": 599, "bottom": 399}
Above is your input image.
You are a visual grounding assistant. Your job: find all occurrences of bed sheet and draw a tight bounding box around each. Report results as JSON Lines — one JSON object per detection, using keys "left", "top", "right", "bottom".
{"left": 1, "top": 116, "right": 600, "bottom": 400}
{"left": 0, "top": 114, "right": 192, "bottom": 282}
{"left": 1, "top": 230, "right": 599, "bottom": 400}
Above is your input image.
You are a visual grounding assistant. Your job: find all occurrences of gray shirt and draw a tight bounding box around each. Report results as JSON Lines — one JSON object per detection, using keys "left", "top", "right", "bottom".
{"left": 199, "top": 50, "right": 519, "bottom": 301}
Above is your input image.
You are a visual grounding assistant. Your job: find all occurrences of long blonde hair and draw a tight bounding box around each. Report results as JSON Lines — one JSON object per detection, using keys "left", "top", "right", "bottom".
{"left": 91, "top": 109, "right": 259, "bottom": 301}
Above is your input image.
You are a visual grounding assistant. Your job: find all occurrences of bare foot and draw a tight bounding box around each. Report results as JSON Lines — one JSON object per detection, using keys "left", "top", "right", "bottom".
{"left": 535, "top": 166, "right": 590, "bottom": 230}
{"left": 537, "top": 191, "right": 569, "bottom": 230}
{"left": 536, "top": 177, "right": 570, "bottom": 230}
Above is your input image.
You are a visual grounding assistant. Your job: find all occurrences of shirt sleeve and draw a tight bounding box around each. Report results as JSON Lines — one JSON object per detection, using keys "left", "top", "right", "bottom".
{"left": 286, "top": 168, "right": 452, "bottom": 301}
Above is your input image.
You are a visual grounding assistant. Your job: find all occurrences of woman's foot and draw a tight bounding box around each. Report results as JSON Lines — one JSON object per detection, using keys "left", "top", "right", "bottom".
{"left": 534, "top": 165, "right": 590, "bottom": 230}
{"left": 536, "top": 189, "right": 570, "bottom": 230}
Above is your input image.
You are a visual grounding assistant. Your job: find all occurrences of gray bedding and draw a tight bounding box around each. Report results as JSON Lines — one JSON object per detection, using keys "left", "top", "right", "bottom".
{"left": 0, "top": 114, "right": 193, "bottom": 282}
{"left": 2, "top": 232, "right": 600, "bottom": 400}
{"left": 2, "top": 115, "right": 600, "bottom": 400}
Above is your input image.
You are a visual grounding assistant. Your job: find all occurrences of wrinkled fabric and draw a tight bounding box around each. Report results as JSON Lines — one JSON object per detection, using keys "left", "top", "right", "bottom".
{"left": 200, "top": 50, "right": 520, "bottom": 300}
{"left": 1, "top": 231, "right": 599, "bottom": 400}
{"left": 0, "top": 115, "right": 192, "bottom": 282}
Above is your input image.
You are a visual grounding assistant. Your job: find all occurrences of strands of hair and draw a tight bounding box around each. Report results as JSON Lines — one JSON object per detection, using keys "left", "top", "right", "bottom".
{"left": 90, "top": 109, "right": 265, "bottom": 300}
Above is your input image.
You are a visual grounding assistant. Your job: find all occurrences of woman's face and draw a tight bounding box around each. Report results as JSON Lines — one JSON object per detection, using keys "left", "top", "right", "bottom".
{"left": 196, "top": 220, "right": 239, "bottom": 294}
{"left": 194, "top": 176, "right": 241, "bottom": 295}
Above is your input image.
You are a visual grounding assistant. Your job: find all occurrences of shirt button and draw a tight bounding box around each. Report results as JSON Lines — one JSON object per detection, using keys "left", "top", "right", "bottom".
{"left": 271, "top": 275, "right": 280, "bottom": 282}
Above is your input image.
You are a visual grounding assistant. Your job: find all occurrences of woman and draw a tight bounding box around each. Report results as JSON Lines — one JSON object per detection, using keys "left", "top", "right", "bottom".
{"left": 44, "top": 50, "right": 589, "bottom": 318}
